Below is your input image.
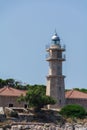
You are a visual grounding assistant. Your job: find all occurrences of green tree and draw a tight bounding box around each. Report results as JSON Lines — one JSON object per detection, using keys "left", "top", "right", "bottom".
{"left": 60, "top": 104, "right": 86, "bottom": 119}
{"left": 0, "top": 79, "right": 6, "bottom": 88}
{"left": 80, "top": 88, "right": 87, "bottom": 93}
{"left": 73, "top": 88, "right": 80, "bottom": 91}
{"left": 18, "top": 85, "right": 56, "bottom": 111}
{"left": 0, "top": 78, "right": 30, "bottom": 90}
{"left": 73, "top": 88, "right": 87, "bottom": 93}
{"left": 5, "top": 78, "right": 15, "bottom": 87}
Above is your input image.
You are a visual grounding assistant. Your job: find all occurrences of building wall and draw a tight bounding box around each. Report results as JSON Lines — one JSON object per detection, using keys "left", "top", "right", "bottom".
{"left": 66, "top": 98, "right": 87, "bottom": 109}
{"left": 0, "top": 96, "right": 27, "bottom": 107}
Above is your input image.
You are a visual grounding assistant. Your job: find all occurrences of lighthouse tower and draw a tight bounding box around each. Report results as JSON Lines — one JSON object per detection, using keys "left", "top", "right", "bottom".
{"left": 46, "top": 32, "right": 65, "bottom": 109}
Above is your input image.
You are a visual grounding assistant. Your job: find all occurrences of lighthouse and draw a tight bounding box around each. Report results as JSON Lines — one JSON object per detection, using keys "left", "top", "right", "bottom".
{"left": 46, "top": 32, "right": 65, "bottom": 109}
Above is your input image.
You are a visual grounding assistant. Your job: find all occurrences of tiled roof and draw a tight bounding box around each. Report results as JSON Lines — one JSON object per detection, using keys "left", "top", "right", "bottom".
{"left": 0, "top": 87, "right": 87, "bottom": 99}
{"left": 65, "top": 90, "right": 87, "bottom": 99}
{"left": 0, "top": 86, "right": 26, "bottom": 97}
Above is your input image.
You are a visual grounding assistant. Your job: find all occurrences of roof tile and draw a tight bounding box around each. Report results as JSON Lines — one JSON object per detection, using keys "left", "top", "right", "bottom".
{"left": 0, "top": 86, "right": 26, "bottom": 97}
{"left": 65, "top": 90, "right": 87, "bottom": 99}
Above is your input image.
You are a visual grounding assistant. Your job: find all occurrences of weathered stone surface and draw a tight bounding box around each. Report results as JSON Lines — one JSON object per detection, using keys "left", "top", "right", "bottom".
{"left": 1, "top": 122, "right": 87, "bottom": 130}
{"left": 46, "top": 43, "right": 65, "bottom": 109}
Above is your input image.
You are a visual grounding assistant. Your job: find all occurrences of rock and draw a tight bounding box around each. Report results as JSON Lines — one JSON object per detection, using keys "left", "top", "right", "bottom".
{"left": 0, "top": 107, "right": 6, "bottom": 122}
{"left": 1, "top": 123, "right": 87, "bottom": 130}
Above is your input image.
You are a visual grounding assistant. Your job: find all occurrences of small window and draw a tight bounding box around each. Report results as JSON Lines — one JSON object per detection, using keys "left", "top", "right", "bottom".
{"left": 59, "top": 99, "right": 61, "bottom": 104}
{"left": 59, "top": 87, "right": 61, "bottom": 91}
{"left": 9, "top": 104, "right": 13, "bottom": 107}
{"left": 24, "top": 104, "right": 27, "bottom": 108}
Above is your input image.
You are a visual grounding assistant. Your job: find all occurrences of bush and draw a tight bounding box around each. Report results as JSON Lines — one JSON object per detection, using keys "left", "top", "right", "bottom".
{"left": 9, "top": 111, "right": 18, "bottom": 118}
{"left": 60, "top": 104, "right": 86, "bottom": 119}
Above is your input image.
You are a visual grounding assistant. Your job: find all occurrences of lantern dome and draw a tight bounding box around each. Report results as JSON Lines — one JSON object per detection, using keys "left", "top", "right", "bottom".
{"left": 51, "top": 32, "right": 60, "bottom": 41}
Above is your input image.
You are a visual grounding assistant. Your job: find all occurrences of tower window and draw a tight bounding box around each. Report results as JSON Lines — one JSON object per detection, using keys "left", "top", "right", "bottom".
{"left": 59, "top": 99, "right": 61, "bottom": 104}
{"left": 57, "top": 52, "right": 61, "bottom": 58}
{"left": 59, "top": 87, "right": 61, "bottom": 91}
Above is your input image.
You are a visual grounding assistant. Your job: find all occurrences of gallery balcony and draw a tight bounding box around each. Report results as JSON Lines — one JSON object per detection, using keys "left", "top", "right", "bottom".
{"left": 46, "top": 54, "right": 66, "bottom": 61}
{"left": 46, "top": 44, "right": 66, "bottom": 52}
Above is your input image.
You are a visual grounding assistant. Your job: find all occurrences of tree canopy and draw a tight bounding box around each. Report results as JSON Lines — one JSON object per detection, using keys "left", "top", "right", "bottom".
{"left": 18, "top": 85, "right": 56, "bottom": 111}
{"left": 0, "top": 78, "right": 46, "bottom": 91}
{"left": 60, "top": 104, "right": 86, "bottom": 119}
{"left": 73, "top": 88, "right": 87, "bottom": 93}
{"left": 66, "top": 88, "right": 87, "bottom": 93}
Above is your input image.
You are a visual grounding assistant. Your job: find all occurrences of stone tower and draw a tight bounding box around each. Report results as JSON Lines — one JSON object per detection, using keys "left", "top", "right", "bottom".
{"left": 46, "top": 32, "right": 65, "bottom": 109}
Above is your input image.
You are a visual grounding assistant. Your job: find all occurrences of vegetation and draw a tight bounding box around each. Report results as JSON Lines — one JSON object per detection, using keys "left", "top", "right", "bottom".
{"left": 0, "top": 78, "right": 28, "bottom": 89}
{"left": 18, "top": 85, "right": 56, "bottom": 111}
{"left": 0, "top": 78, "right": 46, "bottom": 90}
{"left": 9, "top": 111, "right": 18, "bottom": 118}
{"left": 0, "top": 78, "right": 87, "bottom": 93}
{"left": 66, "top": 88, "right": 87, "bottom": 93}
{"left": 73, "top": 88, "right": 87, "bottom": 93}
{"left": 60, "top": 104, "right": 86, "bottom": 119}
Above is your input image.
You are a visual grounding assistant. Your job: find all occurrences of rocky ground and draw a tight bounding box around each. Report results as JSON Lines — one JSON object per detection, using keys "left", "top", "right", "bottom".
{"left": 1, "top": 122, "right": 87, "bottom": 130}
{"left": 0, "top": 109, "right": 87, "bottom": 130}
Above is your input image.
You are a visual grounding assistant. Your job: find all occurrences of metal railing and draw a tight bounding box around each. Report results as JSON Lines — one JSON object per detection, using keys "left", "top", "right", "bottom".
{"left": 46, "top": 44, "right": 66, "bottom": 50}
{"left": 46, "top": 54, "right": 66, "bottom": 60}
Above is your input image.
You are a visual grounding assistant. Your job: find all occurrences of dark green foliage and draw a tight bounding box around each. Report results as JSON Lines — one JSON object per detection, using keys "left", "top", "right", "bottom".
{"left": 73, "top": 88, "right": 87, "bottom": 93}
{"left": 73, "top": 88, "right": 79, "bottom": 91}
{"left": 9, "top": 111, "right": 18, "bottom": 118}
{"left": 25, "top": 85, "right": 56, "bottom": 108}
{"left": 0, "top": 79, "right": 7, "bottom": 87}
{"left": 79, "top": 88, "right": 87, "bottom": 93}
{"left": 17, "top": 94, "right": 25, "bottom": 103}
{"left": 66, "top": 88, "right": 87, "bottom": 93}
{"left": 18, "top": 85, "right": 56, "bottom": 111}
{"left": 0, "top": 78, "right": 46, "bottom": 91}
{"left": 5, "top": 78, "right": 16, "bottom": 87}
{"left": 60, "top": 104, "right": 86, "bottom": 119}
{"left": 0, "top": 78, "right": 30, "bottom": 90}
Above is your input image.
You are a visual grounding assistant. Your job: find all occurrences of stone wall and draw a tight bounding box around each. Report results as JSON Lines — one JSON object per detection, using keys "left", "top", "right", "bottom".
{"left": 1, "top": 122, "right": 87, "bottom": 130}
{"left": 0, "top": 96, "right": 26, "bottom": 107}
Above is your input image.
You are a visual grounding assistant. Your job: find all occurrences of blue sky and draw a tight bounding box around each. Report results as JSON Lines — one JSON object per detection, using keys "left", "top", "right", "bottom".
{"left": 0, "top": 0, "right": 87, "bottom": 89}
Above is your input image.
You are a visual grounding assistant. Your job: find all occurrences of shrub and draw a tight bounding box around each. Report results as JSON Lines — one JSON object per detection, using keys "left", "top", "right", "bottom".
{"left": 60, "top": 104, "right": 86, "bottom": 119}
{"left": 9, "top": 111, "right": 18, "bottom": 118}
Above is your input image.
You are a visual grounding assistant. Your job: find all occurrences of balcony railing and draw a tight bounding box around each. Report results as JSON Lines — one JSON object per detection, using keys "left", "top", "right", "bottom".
{"left": 46, "top": 54, "right": 66, "bottom": 61}
{"left": 46, "top": 44, "right": 66, "bottom": 51}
